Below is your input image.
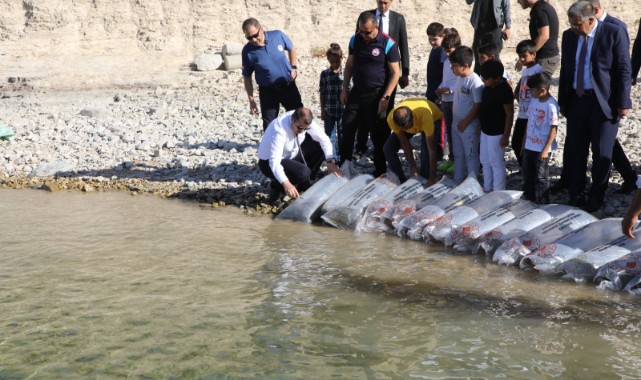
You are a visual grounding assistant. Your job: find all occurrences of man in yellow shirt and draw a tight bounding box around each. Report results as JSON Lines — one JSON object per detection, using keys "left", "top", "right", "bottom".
{"left": 383, "top": 98, "right": 443, "bottom": 186}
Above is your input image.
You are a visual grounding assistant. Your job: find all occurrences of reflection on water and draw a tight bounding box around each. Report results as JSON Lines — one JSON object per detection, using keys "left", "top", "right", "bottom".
{"left": 2, "top": 189, "right": 641, "bottom": 379}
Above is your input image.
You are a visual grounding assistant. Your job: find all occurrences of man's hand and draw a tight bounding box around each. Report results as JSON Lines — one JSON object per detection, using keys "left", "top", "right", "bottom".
{"left": 327, "top": 162, "right": 342, "bottom": 177}
{"left": 539, "top": 150, "right": 549, "bottom": 160}
{"left": 502, "top": 28, "right": 511, "bottom": 41}
{"left": 619, "top": 108, "right": 631, "bottom": 118}
{"left": 378, "top": 98, "right": 389, "bottom": 114}
{"left": 457, "top": 120, "right": 469, "bottom": 132}
{"left": 340, "top": 89, "right": 348, "bottom": 106}
{"left": 283, "top": 181, "right": 300, "bottom": 198}
{"left": 249, "top": 98, "right": 259, "bottom": 117}
{"left": 399, "top": 75, "right": 409, "bottom": 89}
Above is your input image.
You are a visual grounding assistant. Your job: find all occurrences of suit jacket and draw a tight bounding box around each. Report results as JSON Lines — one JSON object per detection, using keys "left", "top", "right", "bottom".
{"left": 358, "top": 9, "right": 409, "bottom": 76}
{"left": 466, "top": 0, "right": 511, "bottom": 30}
{"left": 632, "top": 18, "right": 641, "bottom": 82}
{"left": 558, "top": 22, "right": 632, "bottom": 121}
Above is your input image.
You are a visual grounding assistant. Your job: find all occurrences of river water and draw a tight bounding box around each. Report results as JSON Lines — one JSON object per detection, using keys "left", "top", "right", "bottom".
{"left": 2, "top": 189, "right": 641, "bottom": 379}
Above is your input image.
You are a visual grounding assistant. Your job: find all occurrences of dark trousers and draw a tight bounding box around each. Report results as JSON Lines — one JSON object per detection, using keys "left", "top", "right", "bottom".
{"left": 258, "top": 134, "right": 325, "bottom": 193}
{"left": 355, "top": 87, "right": 396, "bottom": 153}
{"left": 258, "top": 81, "right": 303, "bottom": 131}
{"left": 564, "top": 91, "right": 619, "bottom": 203}
{"left": 472, "top": 27, "right": 503, "bottom": 73}
{"left": 522, "top": 149, "right": 550, "bottom": 204}
{"left": 340, "top": 87, "right": 391, "bottom": 176}
{"left": 512, "top": 118, "right": 528, "bottom": 168}
{"left": 383, "top": 131, "right": 430, "bottom": 183}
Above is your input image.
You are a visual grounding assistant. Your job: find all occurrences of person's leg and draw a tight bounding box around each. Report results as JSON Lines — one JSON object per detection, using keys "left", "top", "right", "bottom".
{"left": 258, "top": 87, "right": 281, "bottom": 131}
{"left": 383, "top": 132, "right": 406, "bottom": 182}
{"left": 521, "top": 149, "right": 536, "bottom": 202}
{"left": 442, "top": 101, "right": 454, "bottom": 162}
{"left": 419, "top": 132, "right": 430, "bottom": 179}
{"left": 339, "top": 89, "right": 361, "bottom": 164}
{"left": 588, "top": 110, "right": 618, "bottom": 205}
{"left": 366, "top": 90, "right": 390, "bottom": 177}
{"left": 280, "top": 81, "right": 304, "bottom": 111}
{"left": 535, "top": 155, "right": 551, "bottom": 204}
{"left": 300, "top": 134, "right": 326, "bottom": 180}
{"left": 535, "top": 56, "right": 560, "bottom": 77}
{"left": 511, "top": 118, "right": 527, "bottom": 169}
{"left": 451, "top": 119, "right": 465, "bottom": 183}
{"left": 565, "top": 94, "right": 592, "bottom": 203}
{"left": 281, "top": 157, "right": 312, "bottom": 189}
{"left": 479, "top": 131, "right": 492, "bottom": 192}
{"left": 258, "top": 159, "right": 285, "bottom": 193}
{"left": 487, "top": 133, "right": 506, "bottom": 190}
{"left": 611, "top": 138, "right": 637, "bottom": 186}
{"left": 461, "top": 123, "right": 480, "bottom": 181}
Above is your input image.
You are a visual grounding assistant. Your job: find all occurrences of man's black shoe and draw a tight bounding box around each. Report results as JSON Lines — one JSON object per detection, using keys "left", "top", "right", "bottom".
{"left": 582, "top": 198, "right": 603, "bottom": 213}
{"left": 549, "top": 179, "right": 567, "bottom": 194}
{"left": 615, "top": 180, "right": 637, "bottom": 194}
{"left": 567, "top": 195, "right": 585, "bottom": 208}
{"left": 268, "top": 185, "right": 281, "bottom": 203}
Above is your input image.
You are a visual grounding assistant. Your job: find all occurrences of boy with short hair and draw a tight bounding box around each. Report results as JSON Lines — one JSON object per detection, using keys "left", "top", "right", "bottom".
{"left": 425, "top": 22, "right": 447, "bottom": 162}
{"left": 479, "top": 60, "right": 514, "bottom": 192}
{"left": 513, "top": 39, "right": 544, "bottom": 170}
{"left": 522, "top": 72, "right": 558, "bottom": 204}
{"left": 449, "top": 46, "right": 484, "bottom": 184}
{"left": 435, "top": 28, "right": 461, "bottom": 173}
{"left": 477, "top": 43, "right": 512, "bottom": 86}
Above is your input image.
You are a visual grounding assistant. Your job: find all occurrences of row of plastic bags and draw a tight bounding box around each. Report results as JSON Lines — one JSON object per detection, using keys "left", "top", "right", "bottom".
{"left": 276, "top": 163, "right": 641, "bottom": 295}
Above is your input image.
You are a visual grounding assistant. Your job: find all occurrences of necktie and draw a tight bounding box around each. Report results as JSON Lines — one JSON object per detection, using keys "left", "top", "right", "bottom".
{"left": 379, "top": 14, "right": 384, "bottom": 34}
{"left": 576, "top": 36, "right": 589, "bottom": 96}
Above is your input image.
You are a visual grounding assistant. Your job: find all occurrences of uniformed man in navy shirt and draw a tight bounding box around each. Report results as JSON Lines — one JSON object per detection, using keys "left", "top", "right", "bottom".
{"left": 340, "top": 12, "right": 401, "bottom": 177}
{"left": 241, "top": 18, "right": 303, "bottom": 131}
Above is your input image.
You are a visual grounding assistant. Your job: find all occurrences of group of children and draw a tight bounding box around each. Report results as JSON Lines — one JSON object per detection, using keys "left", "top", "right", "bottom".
{"left": 317, "top": 23, "right": 559, "bottom": 205}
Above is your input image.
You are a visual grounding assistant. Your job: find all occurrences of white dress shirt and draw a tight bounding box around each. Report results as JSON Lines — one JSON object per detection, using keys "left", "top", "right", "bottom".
{"left": 257, "top": 110, "right": 334, "bottom": 184}
{"left": 375, "top": 9, "right": 390, "bottom": 35}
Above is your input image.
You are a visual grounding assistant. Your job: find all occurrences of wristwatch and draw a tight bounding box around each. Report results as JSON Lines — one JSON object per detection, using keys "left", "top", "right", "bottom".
{"left": 291, "top": 65, "right": 298, "bottom": 69}
{"left": 382, "top": 95, "right": 391, "bottom": 100}
{"left": 326, "top": 158, "right": 335, "bottom": 164}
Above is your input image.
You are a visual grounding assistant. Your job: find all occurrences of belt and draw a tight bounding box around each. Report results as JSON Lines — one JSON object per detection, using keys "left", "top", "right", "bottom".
{"left": 357, "top": 86, "right": 382, "bottom": 94}
{"left": 573, "top": 88, "right": 595, "bottom": 97}
{"left": 261, "top": 80, "right": 293, "bottom": 91}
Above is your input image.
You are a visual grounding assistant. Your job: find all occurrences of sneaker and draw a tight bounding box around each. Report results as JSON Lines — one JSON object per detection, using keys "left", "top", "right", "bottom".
{"left": 437, "top": 160, "right": 454, "bottom": 171}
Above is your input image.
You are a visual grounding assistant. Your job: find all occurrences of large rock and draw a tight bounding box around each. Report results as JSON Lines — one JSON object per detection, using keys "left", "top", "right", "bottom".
{"left": 193, "top": 54, "right": 223, "bottom": 71}
{"left": 222, "top": 43, "right": 243, "bottom": 56}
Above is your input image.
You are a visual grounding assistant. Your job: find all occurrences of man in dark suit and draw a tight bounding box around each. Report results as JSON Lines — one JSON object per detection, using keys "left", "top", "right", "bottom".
{"left": 354, "top": 0, "right": 410, "bottom": 156}
{"left": 466, "top": 0, "right": 512, "bottom": 73}
{"left": 558, "top": 1, "right": 632, "bottom": 212}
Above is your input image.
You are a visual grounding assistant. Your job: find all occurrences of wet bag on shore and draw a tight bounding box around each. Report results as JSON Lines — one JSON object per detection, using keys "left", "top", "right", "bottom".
{"left": 594, "top": 252, "right": 641, "bottom": 294}
{"left": 423, "top": 190, "right": 523, "bottom": 244}
{"left": 493, "top": 209, "right": 597, "bottom": 266}
{"left": 449, "top": 199, "right": 536, "bottom": 250}
{"left": 356, "top": 177, "right": 426, "bottom": 233}
{"left": 321, "top": 174, "right": 399, "bottom": 230}
{"left": 473, "top": 204, "right": 575, "bottom": 256}
{"left": 320, "top": 174, "right": 373, "bottom": 215}
{"left": 519, "top": 218, "right": 624, "bottom": 273}
{"left": 555, "top": 226, "right": 641, "bottom": 282}
{"left": 389, "top": 177, "right": 456, "bottom": 230}
{"left": 395, "top": 177, "right": 484, "bottom": 240}
{"left": 276, "top": 175, "right": 350, "bottom": 223}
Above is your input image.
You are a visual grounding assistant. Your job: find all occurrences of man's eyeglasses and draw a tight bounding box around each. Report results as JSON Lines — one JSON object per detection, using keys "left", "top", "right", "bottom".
{"left": 296, "top": 123, "right": 311, "bottom": 131}
{"left": 246, "top": 29, "right": 261, "bottom": 40}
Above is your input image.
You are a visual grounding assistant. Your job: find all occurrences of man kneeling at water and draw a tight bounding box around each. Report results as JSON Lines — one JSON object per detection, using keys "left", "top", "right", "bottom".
{"left": 383, "top": 99, "right": 442, "bottom": 186}
{"left": 258, "top": 107, "right": 342, "bottom": 202}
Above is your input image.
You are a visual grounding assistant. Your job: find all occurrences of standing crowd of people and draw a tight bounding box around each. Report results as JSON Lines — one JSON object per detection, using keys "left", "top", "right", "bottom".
{"left": 243, "top": 0, "right": 641, "bottom": 216}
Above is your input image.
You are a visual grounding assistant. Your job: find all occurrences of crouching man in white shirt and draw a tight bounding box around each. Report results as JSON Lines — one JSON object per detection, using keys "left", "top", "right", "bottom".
{"left": 257, "top": 107, "right": 342, "bottom": 202}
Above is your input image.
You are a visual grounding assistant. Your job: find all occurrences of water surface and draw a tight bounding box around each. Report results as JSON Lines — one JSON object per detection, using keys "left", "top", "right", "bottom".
{"left": 1, "top": 189, "right": 641, "bottom": 379}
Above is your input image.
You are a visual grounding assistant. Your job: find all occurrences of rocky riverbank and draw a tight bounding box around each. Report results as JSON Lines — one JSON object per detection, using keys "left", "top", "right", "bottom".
{"left": 1, "top": 53, "right": 640, "bottom": 218}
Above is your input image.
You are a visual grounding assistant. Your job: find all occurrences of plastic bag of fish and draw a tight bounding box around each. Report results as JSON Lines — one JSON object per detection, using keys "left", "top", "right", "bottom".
{"left": 474, "top": 204, "right": 576, "bottom": 256}
{"left": 395, "top": 177, "right": 484, "bottom": 240}
{"left": 322, "top": 174, "right": 399, "bottom": 230}
{"left": 519, "top": 218, "right": 623, "bottom": 273}
{"left": 493, "top": 209, "right": 597, "bottom": 265}
{"left": 423, "top": 190, "right": 522, "bottom": 243}
{"left": 449, "top": 199, "right": 536, "bottom": 251}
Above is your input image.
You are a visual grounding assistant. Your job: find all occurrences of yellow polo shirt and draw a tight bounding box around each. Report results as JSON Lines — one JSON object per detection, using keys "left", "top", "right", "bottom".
{"left": 387, "top": 98, "right": 443, "bottom": 136}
